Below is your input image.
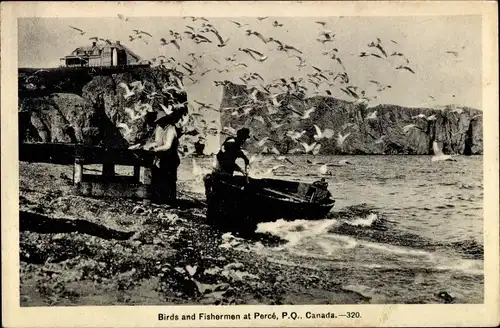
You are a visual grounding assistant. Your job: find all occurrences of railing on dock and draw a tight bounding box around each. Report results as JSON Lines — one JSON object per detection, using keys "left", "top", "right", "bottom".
{"left": 19, "top": 142, "right": 158, "bottom": 201}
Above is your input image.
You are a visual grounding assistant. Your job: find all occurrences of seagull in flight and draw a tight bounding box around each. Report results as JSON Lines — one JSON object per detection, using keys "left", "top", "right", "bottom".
{"left": 289, "top": 106, "right": 316, "bottom": 120}
{"left": 336, "top": 132, "right": 351, "bottom": 148}
{"left": 194, "top": 100, "right": 218, "bottom": 112}
{"left": 230, "top": 20, "right": 249, "bottom": 28}
{"left": 238, "top": 48, "right": 268, "bottom": 62}
{"left": 245, "top": 30, "right": 269, "bottom": 44}
{"left": 209, "top": 29, "right": 230, "bottom": 47}
{"left": 286, "top": 130, "right": 307, "bottom": 141}
{"left": 118, "top": 83, "right": 135, "bottom": 99}
{"left": 124, "top": 107, "right": 145, "bottom": 121}
{"left": 117, "top": 14, "right": 129, "bottom": 21}
{"left": 431, "top": 141, "right": 456, "bottom": 162}
{"left": 365, "top": 111, "right": 378, "bottom": 120}
{"left": 117, "top": 122, "right": 132, "bottom": 136}
{"left": 301, "top": 142, "right": 321, "bottom": 155}
{"left": 133, "top": 29, "right": 152, "bottom": 37}
{"left": 395, "top": 65, "right": 415, "bottom": 74}
{"left": 69, "top": 26, "right": 85, "bottom": 35}
{"left": 313, "top": 125, "right": 335, "bottom": 140}
{"left": 160, "top": 38, "right": 181, "bottom": 50}
{"left": 317, "top": 32, "right": 335, "bottom": 43}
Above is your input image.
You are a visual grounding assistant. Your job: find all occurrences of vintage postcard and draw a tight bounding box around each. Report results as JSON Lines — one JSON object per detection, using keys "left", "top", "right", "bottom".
{"left": 1, "top": 1, "right": 499, "bottom": 327}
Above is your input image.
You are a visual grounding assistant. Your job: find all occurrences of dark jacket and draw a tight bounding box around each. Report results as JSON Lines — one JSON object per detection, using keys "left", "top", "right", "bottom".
{"left": 215, "top": 137, "right": 249, "bottom": 175}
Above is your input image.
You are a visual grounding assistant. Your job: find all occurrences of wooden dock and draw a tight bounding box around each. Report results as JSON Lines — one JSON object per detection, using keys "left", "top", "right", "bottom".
{"left": 19, "top": 142, "right": 158, "bottom": 200}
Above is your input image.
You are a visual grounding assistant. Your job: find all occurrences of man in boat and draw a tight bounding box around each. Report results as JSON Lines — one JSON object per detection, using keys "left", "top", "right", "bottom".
{"left": 308, "top": 178, "right": 332, "bottom": 204}
{"left": 213, "top": 128, "right": 251, "bottom": 177}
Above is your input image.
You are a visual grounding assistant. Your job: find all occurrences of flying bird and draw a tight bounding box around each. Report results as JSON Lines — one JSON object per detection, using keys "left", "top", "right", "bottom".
{"left": 374, "top": 43, "right": 388, "bottom": 57}
{"left": 317, "top": 32, "right": 335, "bottom": 43}
{"left": 209, "top": 29, "right": 230, "bottom": 47}
{"left": 270, "top": 92, "right": 285, "bottom": 107}
{"left": 366, "top": 111, "right": 378, "bottom": 120}
{"left": 253, "top": 115, "right": 266, "bottom": 124}
{"left": 395, "top": 65, "right": 415, "bottom": 74}
{"left": 194, "top": 100, "right": 218, "bottom": 112}
{"left": 371, "top": 135, "right": 386, "bottom": 145}
{"left": 183, "top": 16, "right": 209, "bottom": 22}
{"left": 431, "top": 141, "right": 456, "bottom": 162}
{"left": 133, "top": 29, "right": 152, "bottom": 37}
{"left": 315, "top": 21, "right": 327, "bottom": 27}
{"left": 336, "top": 132, "right": 351, "bottom": 148}
{"left": 272, "top": 20, "right": 283, "bottom": 27}
{"left": 130, "top": 80, "right": 145, "bottom": 93}
{"left": 255, "top": 137, "right": 270, "bottom": 147}
{"left": 286, "top": 130, "right": 307, "bottom": 141}
{"left": 69, "top": 26, "right": 85, "bottom": 35}
{"left": 159, "top": 104, "right": 175, "bottom": 115}
{"left": 245, "top": 30, "right": 268, "bottom": 43}
{"left": 313, "top": 125, "right": 335, "bottom": 140}
{"left": 340, "top": 87, "right": 359, "bottom": 99}
{"left": 124, "top": 107, "right": 144, "bottom": 121}
{"left": 270, "top": 121, "right": 284, "bottom": 129}
{"left": 117, "top": 122, "right": 132, "bottom": 136}
{"left": 301, "top": 142, "right": 321, "bottom": 154}
{"left": 238, "top": 48, "right": 268, "bottom": 62}
{"left": 230, "top": 20, "right": 249, "bottom": 28}
{"left": 289, "top": 106, "right": 316, "bottom": 120}
{"left": 318, "top": 164, "right": 330, "bottom": 175}
{"left": 257, "top": 16, "right": 268, "bottom": 20}
{"left": 160, "top": 38, "right": 181, "bottom": 50}
{"left": 278, "top": 44, "right": 303, "bottom": 55}
{"left": 118, "top": 83, "right": 135, "bottom": 99}
{"left": 117, "top": 14, "right": 129, "bottom": 21}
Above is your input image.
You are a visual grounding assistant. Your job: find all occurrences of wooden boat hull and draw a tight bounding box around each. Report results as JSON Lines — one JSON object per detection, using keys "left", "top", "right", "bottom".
{"left": 204, "top": 174, "right": 335, "bottom": 232}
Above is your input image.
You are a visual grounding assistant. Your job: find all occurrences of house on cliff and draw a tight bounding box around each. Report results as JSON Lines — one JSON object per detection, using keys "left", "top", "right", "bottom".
{"left": 60, "top": 41, "right": 150, "bottom": 68}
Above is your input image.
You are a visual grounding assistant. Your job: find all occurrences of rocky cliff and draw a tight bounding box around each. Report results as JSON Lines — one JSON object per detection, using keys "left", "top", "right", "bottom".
{"left": 219, "top": 82, "right": 483, "bottom": 155}
{"left": 18, "top": 67, "right": 187, "bottom": 149}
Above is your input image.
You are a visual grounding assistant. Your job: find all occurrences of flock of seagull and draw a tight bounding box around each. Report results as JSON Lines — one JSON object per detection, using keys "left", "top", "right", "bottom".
{"left": 66, "top": 15, "right": 465, "bottom": 176}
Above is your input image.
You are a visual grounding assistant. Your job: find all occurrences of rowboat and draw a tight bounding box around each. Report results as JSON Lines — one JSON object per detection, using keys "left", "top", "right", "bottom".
{"left": 204, "top": 174, "right": 335, "bottom": 232}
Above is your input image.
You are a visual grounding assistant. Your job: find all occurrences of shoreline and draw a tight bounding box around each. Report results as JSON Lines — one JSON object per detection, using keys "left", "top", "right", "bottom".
{"left": 19, "top": 162, "right": 368, "bottom": 306}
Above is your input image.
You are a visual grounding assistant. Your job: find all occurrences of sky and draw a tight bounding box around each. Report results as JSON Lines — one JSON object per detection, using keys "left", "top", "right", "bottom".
{"left": 18, "top": 15, "right": 482, "bottom": 153}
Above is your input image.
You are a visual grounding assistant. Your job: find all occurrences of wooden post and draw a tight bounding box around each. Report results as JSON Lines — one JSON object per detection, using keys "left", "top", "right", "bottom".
{"left": 139, "top": 167, "right": 152, "bottom": 184}
{"left": 133, "top": 165, "right": 141, "bottom": 181}
{"left": 74, "top": 160, "right": 83, "bottom": 184}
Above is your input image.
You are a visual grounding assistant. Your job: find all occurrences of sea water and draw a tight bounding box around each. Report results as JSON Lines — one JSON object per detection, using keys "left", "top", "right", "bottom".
{"left": 181, "top": 155, "right": 483, "bottom": 303}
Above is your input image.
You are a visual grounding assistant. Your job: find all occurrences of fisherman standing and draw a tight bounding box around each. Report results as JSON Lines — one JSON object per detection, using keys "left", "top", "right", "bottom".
{"left": 213, "top": 128, "right": 251, "bottom": 176}
{"left": 144, "top": 107, "right": 187, "bottom": 205}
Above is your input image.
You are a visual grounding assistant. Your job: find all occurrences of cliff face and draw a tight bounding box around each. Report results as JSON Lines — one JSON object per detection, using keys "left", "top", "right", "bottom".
{"left": 18, "top": 67, "right": 185, "bottom": 148}
{"left": 220, "top": 82, "right": 483, "bottom": 155}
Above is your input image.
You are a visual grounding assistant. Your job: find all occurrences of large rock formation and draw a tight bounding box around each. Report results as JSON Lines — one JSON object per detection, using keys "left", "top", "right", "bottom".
{"left": 220, "top": 82, "right": 483, "bottom": 155}
{"left": 18, "top": 67, "right": 186, "bottom": 148}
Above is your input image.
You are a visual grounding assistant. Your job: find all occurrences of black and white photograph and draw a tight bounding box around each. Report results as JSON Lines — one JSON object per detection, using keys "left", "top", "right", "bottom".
{"left": 2, "top": 1, "right": 499, "bottom": 327}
